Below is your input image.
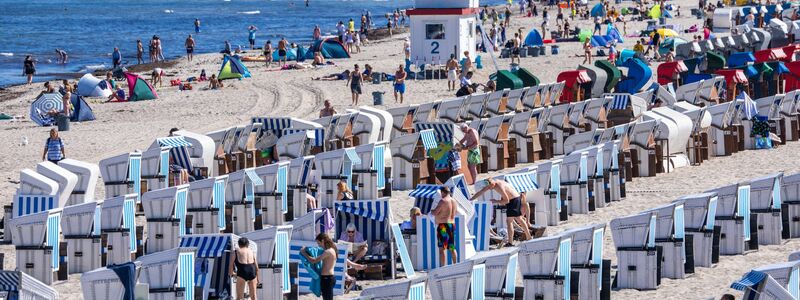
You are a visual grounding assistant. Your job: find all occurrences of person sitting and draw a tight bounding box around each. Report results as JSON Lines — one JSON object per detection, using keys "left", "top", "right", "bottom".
{"left": 483, "top": 79, "right": 496, "bottom": 93}
{"left": 312, "top": 51, "right": 326, "bottom": 66}
{"left": 339, "top": 223, "right": 368, "bottom": 262}
{"left": 43, "top": 81, "right": 55, "bottom": 94}
{"left": 319, "top": 100, "right": 337, "bottom": 118}
{"left": 107, "top": 84, "right": 126, "bottom": 102}
{"left": 313, "top": 70, "right": 350, "bottom": 81}
{"left": 306, "top": 193, "right": 317, "bottom": 211}
{"left": 401, "top": 207, "right": 422, "bottom": 231}
{"left": 208, "top": 74, "right": 223, "bottom": 89}
{"left": 362, "top": 64, "right": 374, "bottom": 82}
{"left": 336, "top": 180, "right": 354, "bottom": 201}
{"left": 199, "top": 69, "right": 208, "bottom": 81}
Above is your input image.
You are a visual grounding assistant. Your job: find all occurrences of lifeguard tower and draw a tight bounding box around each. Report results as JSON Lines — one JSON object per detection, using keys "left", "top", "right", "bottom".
{"left": 407, "top": 0, "right": 478, "bottom": 65}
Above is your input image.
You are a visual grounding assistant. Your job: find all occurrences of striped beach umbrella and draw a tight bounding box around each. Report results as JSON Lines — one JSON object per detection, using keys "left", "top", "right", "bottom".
{"left": 30, "top": 93, "right": 63, "bottom": 126}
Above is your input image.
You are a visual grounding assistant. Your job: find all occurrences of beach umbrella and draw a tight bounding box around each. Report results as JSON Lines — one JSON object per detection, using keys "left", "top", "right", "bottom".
{"left": 654, "top": 28, "right": 679, "bottom": 38}
{"left": 658, "top": 37, "right": 688, "bottom": 55}
{"left": 578, "top": 29, "right": 593, "bottom": 42}
{"left": 30, "top": 93, "right": 63, "bottom": 126}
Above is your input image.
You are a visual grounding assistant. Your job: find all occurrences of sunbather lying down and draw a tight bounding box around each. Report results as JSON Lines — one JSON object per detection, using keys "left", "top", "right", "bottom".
{"left": 313, "top": 70, "right": 349, "bottom": 81}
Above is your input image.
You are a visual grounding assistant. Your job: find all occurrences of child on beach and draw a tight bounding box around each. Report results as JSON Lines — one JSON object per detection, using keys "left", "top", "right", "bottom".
{"left": 208, "top": 74, "right": 223, "bottom": 89}
{"left": 107, "top": 84, "right": 126, "bottom": 102}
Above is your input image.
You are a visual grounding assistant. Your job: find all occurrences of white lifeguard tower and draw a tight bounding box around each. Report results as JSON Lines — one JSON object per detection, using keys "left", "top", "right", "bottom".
{"left": 407, "top": 0, "right": 478, "bottom": 65}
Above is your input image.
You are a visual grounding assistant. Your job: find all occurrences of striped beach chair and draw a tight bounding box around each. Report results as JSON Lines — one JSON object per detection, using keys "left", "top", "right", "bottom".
{"left": 519, "top": 234, "right": 572, "bottom": 300}
{"left": 509, "top": 108, "right": 547, "bottom": 164}
{"left": 782, "top": 173, "right": 800, "bottom": 238}
{"left": 35, "top": 161, "right": 77, "bottom": 209}
{"left": 676, "top": 192, "right": 720, "bottom": 268}
{"left": 100, "top": 194, "right": 138, "bottom": 266}
{"left": 610, "top": 211, "right": 660, "bottom": 290}
{"left": 414, "top": 214, "right": 474, "bottom": 271}
{"left": 289, "top": 240, "right": 349, "bottom": 296}
{"left": 80, "top": 262, "right": 137, "bottom": 300}
{"left": 707, "top": 182, "right": 757, "bottom": 255}
{"left": 731, "top": 270, "right": 795, "bottom": 300}
{"left": 156, "top": 136, "right": 198, "bottom": 179}
{"left": 437, "top": 96, "right": 467, "bottom": 123}
{"left": 240, "top": 225, "right": 293, "bottom": 300}
{"left": 137, "top": 247, "right": 196, "bottom": 300}
{"left": 187, "top": 176, "right": 228, "bottom": 234}
{"left": 350, "top": 110, "right": 382, "bottom": 145}
{"left": 562, "top": 224, "right": 609, "bottom": 300}
{"left": 427, "top": 259, "right": 484, "bottom": 300}
{"left": 0, "top": 270, "right": 58, "bottom": 300}
{"left": 358, "top": 275, "right": 428, "bottom": 300}
{"left": 560, "top": 149, "right": 590, "bottom": 214}
{"left": 172, "top": 130, "right": 216, "bottom": 176}
{"left": 179, "top": 234, "right": 254, "bottom": 300}
{"left": 58, "top": 158, "right": 101, "bottom": 206}
{"left": 749, "top": 173, "right": 784, "bottom": 245}
{"left": 469, "top": 247, "right": 519, "bottom": 299}
{"left": 140, "top": 146, "right": 170, "bottom": 191}
{"left": 352, "top": 143, "right": 388, "bottom": 200}
{"left": 335, "top": 198, "right": 393, "bottom": 267}
{"left": 253, "top": 161, "right": 289, "bottom": 226}
{"left": 472, "top": 171, "right": 538, "bottom": 236}
{"left": 142, "top": 185, "right": 189, "bottom": 254}
{"left": 287, "top": 156, "right": 314, "bottom": 219}
{"left": 9, "top": 209, "right": 60, "bottom": 285}
{"left": 225, "top": 168, "right": 264, "bottom": 234}
{"left": 752, "top": 261, "right": 800, "bottom": 299}
{"left": 315, "top": 148, "right": 361, "bottom": 208}
{"left": 644, "top": 202, "right": 688, "bottom": 279}
{"left": 61, "top": 201, "right": 102, "bottom": 274}
{"left": 99, "top": 152, "right": 142, "bottom": 200}
{"left": 358, "top": 106, "right": 395, "bottom": 144}
{"left": 390, "top": 129, "right": 437, "bottom": 190}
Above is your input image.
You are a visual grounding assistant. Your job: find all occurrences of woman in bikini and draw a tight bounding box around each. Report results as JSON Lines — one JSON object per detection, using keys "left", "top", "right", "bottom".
{"left": 229, "top": 237, "right": 260, "bottom": 300}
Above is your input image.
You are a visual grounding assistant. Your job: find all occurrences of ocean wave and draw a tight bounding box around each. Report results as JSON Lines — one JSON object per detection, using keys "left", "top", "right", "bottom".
{"left": 238, "top": 10, "right": 260, "bottom": 14}
{"left": 164, "top": 9, "right": 174, "bottom": 13}
{"left": 81, "top": 64, "right": 108, "bottom": 72}
{"left": 0, "top": 53, "right": 12, "bottom": 57}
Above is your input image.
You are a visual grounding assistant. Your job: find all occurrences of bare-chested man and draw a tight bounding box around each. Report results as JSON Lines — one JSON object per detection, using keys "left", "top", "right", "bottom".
{"left": 471, "top": 178, "right": 531, "bottom": 246}
{"left": 301, "top": 233, "right": 338, "bottom": 300}
{"left": 431, "top": 186, "right": 457, "bottom": 266}
{"left": 456, "top": 123, "right": 481, "bottom": 184}
{"left": 446, "top": 54, "right": 460, "bottom": 91}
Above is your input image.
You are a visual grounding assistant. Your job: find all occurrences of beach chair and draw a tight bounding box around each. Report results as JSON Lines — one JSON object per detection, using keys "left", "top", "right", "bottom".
{"left": 35, "top": 161, "right": 76, "bottom": 210}
{"left": 274, "top": 130, "right": 314, "bottom": 160}
{"left": 358, "top": 275, "right": 428, "bottom": 300}
{"left": 99, "top": 152, "right": 142, "bottom": 200}
{"left": 462, "top": 93, "right": 489, "bottom": 120}
{"left": 472, "top": 171, "right": 538, "bottom": 236}
{"left": 437, "top": 96, "right": 467, "bottom": 123}
{"left": 545, "top": 104, "right": 573, "bottom": 156}
{"left": 57, "top": 158, "right": 100, "bottom": 206}
{"left": 707, "top": 101, "right": 739, "bottom": 157}
{"left": 524, "top": 160, "right": 566, "bottom": 226}
{"left": 9, "top": 209, "right": 60, "bottom": 285}
{"left": 171, "top": 130, "right": 215, "bottom": 177}
{"left": 672, "top": 102, "right": 712, "bottom": 165}
{"left": 61, "top": 200, "right": 102, "bottom": 274}
{"left": 707, "top": 182, "right": 758, "bottom": 255}
{"left": 141, "top": 185, "right": 189, "bottom": 254}
{"left": 186, "top": 176, "right": 227, "bottom": 234}
{"left": 644, "top": 202, "right": 689, "bottom": 279}
{"left": 521, "top": 84, "right": 542, "bottom": 110}
{"left": 287, "top": 156, "right": 314, "bottom": 219}
{"left": 628, "top": 120, "right": 659, "bottom": 177}
{"left": 779, "top": 91, "right": 800, "bottom": 142}
{"left": 755, "top": 94, "right": 787, "bottom": 144}
{"left": 749, "top": 173, "right": 784, "bottom": 245}
{"left": 581, "top": 145, "right": 608, "bottom": 209}
{"left": 583, "top": 97, "right": 609, "bottom": 131}
{"left": 140, "top": 146, "right": 171, "bottom": 191}
{"left": 412, "top": 213, "right": 474, "bottom": 270}
{"left": 224, "top": 168, "right": 263, "bottom": 233}
{"left": 253, "top": 161, "right": 289, "bottom": 226}
{"left": 519, "top": 234, "right": 573, "bottom": 300}
{"left": 676, "top": 192, "right": 721, "bottom": 268}
{"left": 561, "top": 149, "right": 591, "bottom": 214}
{"left": 506, "top": 87, "right": 527, "bottom": 112}
{"left": 335, "top": 198, "right": 396, "bottom": 277}
{"left": 578, "top": 64, "right": 608, "bottom": 98}
{"left": 390, "top": 130, "right": 437, "bottom": 190}
{"left": 731, "top": 270, "right": 795, "bottom": 300}
{"left": 561, "top": 224, "right": 609, "bottom": 300}
{"left": 469, "top": 247, "right": 519, "bottom": 299}
{"left": 80, "top": 262, "right": 138, "bottom": 300}
{"left": 781, "top": 173, "right": 800, "bottom": 238}
{"left": 211, "top": 126, "right": 242, "bottom": 175}
{"left": 100, "top": 194, "right": 138, "bottom": 266}
{"left": 0, "top": 270, "right": 58, "bottom": 299}
{"left": 486, "top": 89, "right": 510, "bottom": 116}
{"left": 426, "top": 259, "right": 484, "bottom": 300}
{"left": 350, "top": 110, "right": 382, "bottom": 146}
{"left": 600, "top": 140, "right": 626, "bottom": 202}
{"left": 610, "top": 211, "right": 661, "bottom": 290}
{"left": 675, "top": 80, "right": 704, "bottom": 104}
{"left": 5, "top": 170, "right": 58, "bottom": 244}
{"left": 314, "top": 148, "right": 361, "bottom": 208}
{"left": 567, "top": 101, "right": 588, "bottom": 133}
{"left": 289, "top": 240, "right": 349, "bottom": 296}
{"left": 752, "top": 261, "right": 800, "bottom": 299}
{"left": 509, "top": 108, "right": 547, "bottom": 164}
{"left": 352, "top": 143, "right": 388, "bottom": 200}
{"left": 136, "top": 247, "right": 196, "bottom": 300}
{"left": 479, "top": 114, "right": 514, "bottom": 171}
{"left": 387, "top": 105, "right": 418, "bottom": 139}
{"left": 414, "top": 101, "right": 440, "bottom": 124}
{"left": 240, "top": 225, "right": 293, "bottom": 300}
{"left": 647, "top": 107, "right": 694, "bottom": 169}
{"left": 414, "top": 122, "right": 468, "bottom": 181}
{"left": 180, "top": 234, "right": 254, "bottom": 300}
{"left": 358, "top": 106, "right": 394, "bottom": 144}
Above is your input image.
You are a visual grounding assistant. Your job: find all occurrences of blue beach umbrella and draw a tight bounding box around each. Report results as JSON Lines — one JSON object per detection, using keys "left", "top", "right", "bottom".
{"left": 30, "top": 93, "right": 63, "bottom": 126}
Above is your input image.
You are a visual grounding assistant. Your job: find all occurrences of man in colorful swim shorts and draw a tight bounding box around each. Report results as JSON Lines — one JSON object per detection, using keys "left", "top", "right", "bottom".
{"left": 431, "top": 186, "right": 457, "bottom": 266}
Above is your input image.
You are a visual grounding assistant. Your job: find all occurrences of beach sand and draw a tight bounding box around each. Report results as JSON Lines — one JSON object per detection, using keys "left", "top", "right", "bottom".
{"left": 0, "top": 1, "right": 797, "bottom": 299}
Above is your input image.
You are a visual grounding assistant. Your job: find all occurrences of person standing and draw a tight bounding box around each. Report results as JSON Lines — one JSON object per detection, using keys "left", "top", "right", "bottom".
{"left": 471, "top": 178, "right": 532, "bottom": 246}
{"left": 23, "top": 55, "right": 35, "bottom": 84}
{"left": 248, "top": 25, "right": 258, "bottom": 50}
{"left": 155, "top": 36, "right": 165, "bottom": 61}
{"left": 457, "top": 123, "right": 481, "bottom": 183}
{"left": 277, "top": 37, "right": 288, "bottom": 66}
{"left": 337, "top": 21, "right": 346, "bottom": 42}
{"left": 263, "top": 40, "right": 273, "bottom": 67}
{"left": 112, "top": 48, "right": 122, "bottom": 69}
{"left": 185, "top": 34, "right": 195, "bottom": 62}
{"left": 223, "top": 40, "right": 232, "bottom": 55}
{"left": 431, "top": 187, "right": 457, "bottom": 266}
{"left": 149, "top": 36, "right": 156, "bottom": 62}
{"left": 229, "top": 238, "right": 260, "bottom": 300}
{"left": 446, "top": 54, "right": 459, "bottom": 91}
{"left": 42, "top": 128, "right": 65, "bottom": 164}
{"left": 510, "top": 32, "right": 521, "bottom": 64}
{"left": 194, "top": 18, "right": 201, "bottom": 33}
{"left": 136, "top": 40, "right": 144, "bottom": 64}
{"left": 348, "top": 18, "right": 355, "bottom": 32}
{"left": 300, "top": 233, "right": 337, "bottom": 300}
{"left": 313, "top": 25, "right": 321, "bottom": 41}
{"left": 346, "top": 64, "right": 364, "bottom": 105}
{"left": 582, "top": 39, "right": 592, "bottom": 64}
{"left": 462, "top": 51, "right": 473, "bottom": 76}
{"left": 393, "top": 64, "right": 407, "bottom": 103}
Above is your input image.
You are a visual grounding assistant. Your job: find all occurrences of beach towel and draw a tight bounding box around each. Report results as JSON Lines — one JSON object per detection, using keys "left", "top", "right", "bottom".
{"left": 299, "top": 247, "right": 325, "bottom": 297}
{"left": 109, "top": 262, "right": 137, "bottom": 300}
{"left": 753, "top": 116, "right": 772, "bottom": 149}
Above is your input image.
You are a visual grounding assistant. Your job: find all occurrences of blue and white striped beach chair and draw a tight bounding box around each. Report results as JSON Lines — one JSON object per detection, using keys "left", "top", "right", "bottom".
{"left": 469, "top": 247, "right": 519, "bottom": 299}
{"left": 137, "top": 247, "right": 196, "bottom": 300}
{"left": 142, "top": 185, "right": 189, "bottom": 254}
{"left": 289, "top": 240, "right": 349, "bottom": 296}
{"left": 253, "top": 161, "right": 290, "bottom": 226}
{"left": 731, "top": 270, "right": 795, "bottom": 300}
{"left": 187, "top": 176, "right": 228, "bottom": 234}
{"left": 99, "top": 152, "right": 143, "bottom": 201}
{"left": 610, "top": 211, "right": 659, "bottom": 290}
{"left": 240, "top": 225, "right": 293, "bottom": 300}
{"left": 225, "top": 168, "right": 264, "bottom": 234}
{"left": 335, "top": 198, "right": 393, "bottom": 265}
{"left": 561, "top": 224, "right": 608, "bottom": 300}
{"left": 287, "top": 156, "right": 314, "bottom": 219}
{"left": 141, "top": 146, "right": 171, "bottom": 191}
{"left": 0, "top": 270, "right": 57, "bottom": 300}
{"left": 644, "top": 202, "right": 687, "bottom": 279}
{"left": 676, "top": 192, "right": 719, "bottom": 268}
{"left": 519, "top": 233, "right": 573, "bottom": 300}
{"left": 390, "top": 129, "right": 437, "bottom": 190}
{"left": 172, "top": 130, "right": 216, "bottom": 176}
{"left": 9, "top": 209, "right": 60, "bottom": 285}
{"left": 180, "top": 234, "right": 252, "bottom": 300}
{"left": 314, "top": 148, "right": 360, "bottom": 208}
{"left": 61, "top": 201, "right": 102, "bottom": 274}
{"left": 352, "top": 143, "right": 388, "bottom": 200}
{"left": 100, "top": 194, "right": 138, "bottom": 266}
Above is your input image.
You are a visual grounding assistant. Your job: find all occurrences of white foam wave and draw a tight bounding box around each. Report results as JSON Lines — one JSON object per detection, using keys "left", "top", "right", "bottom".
{"left": 238, "top": 10, "right": 261, "bottom": 14}
{"left": 164, "top": 9, "right": 175, "bottom": 13}
{"left": 0, "top": 53, "right": 13, "bottom": 57}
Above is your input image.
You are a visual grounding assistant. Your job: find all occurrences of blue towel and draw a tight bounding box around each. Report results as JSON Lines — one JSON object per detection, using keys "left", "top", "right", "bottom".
{"left": 299, "top": 247, "right": 324, "bottom": 297}
{"left": 109, "top": 262, "right": 137, "bottom": 300}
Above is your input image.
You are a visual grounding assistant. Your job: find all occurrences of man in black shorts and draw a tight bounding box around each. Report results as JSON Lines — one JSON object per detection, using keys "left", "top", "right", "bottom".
{"left": 471, "top": 178, "right": 532, "bottom": 246}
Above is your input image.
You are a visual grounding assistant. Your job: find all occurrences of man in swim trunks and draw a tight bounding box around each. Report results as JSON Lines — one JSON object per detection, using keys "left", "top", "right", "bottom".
{"left": 393, "top": 64, "right": 406, "bottom": 103}
{"left": 446, "top": 54, "right": 459, "bottom": 91}
{"left": 194, "top": 18, "right": 201, "bottom": 33}
{"left": 248, "top": 25, "right": 258, "bottom": 50}
{"left": 278, "top": 37, "right": 288, "bottom": 66}
{"left": 456, "top": 123, "right": 481, "bottom": 184}
{"left": 471, "top": 178, "right": 532, "bottom": 246}
{"left": 185, "top": 34, "right": 195, "bottom": 62}
{"left": 431, "top": 186, "right": 457, "bottom": 266}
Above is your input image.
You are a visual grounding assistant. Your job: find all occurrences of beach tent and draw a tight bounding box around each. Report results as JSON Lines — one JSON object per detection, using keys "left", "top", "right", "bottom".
{"left": 578, "top": 29, "right": 593, "bottom": 43}
{"left": 659, "top": 37, "right": 688, "bottom": 56}
{"left": 29, "top": 93, "right": 63, "bottom": 126}
{"left": 591, "top": 3, "right": 606, "bottom": 17}
{"left": 606, "top": 25, "right": 625, "bottom": 43}
{"left": 77, "top": 73, "right": 112, "bottom": 98}
{"left": 309, "top": 38, "right": 350, "bottom": 59}
{"left": 271, "top": 48, "right": 298, "bottom": 61}
{"left": 616, "top": 57, "right": 652, "bottom": 94}
{"left": 649, "top": 5, "right": 663, "bottom": 19}
{"left": 591, "top": 35, "right": 611, "bottom": 47}
{"left": 218, "top": 55, "right": 251, "bottom": 80}
{"left": 124, "top": 72, "right": 158, "bottom": 101}
{"left": 70, "top": 94, "right": 96, "bottom": 122}
{"left": 525, "top": 29, "right": 543, "bottom": 47}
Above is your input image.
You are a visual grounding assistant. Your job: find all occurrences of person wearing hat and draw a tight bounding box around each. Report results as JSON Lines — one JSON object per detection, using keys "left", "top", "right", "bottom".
{"left": 455, "top": 123, "right": 481, "bottom": 183}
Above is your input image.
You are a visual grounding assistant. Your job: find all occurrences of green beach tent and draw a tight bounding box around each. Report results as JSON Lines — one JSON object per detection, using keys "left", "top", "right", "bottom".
{"left": 578, "top": 29, "right": 593, "bottom": 43}
{"left": 124, "top": 72, "right": 158, "bottom": 101}
{"left": 218, "top": 55, "right": 252, "bottom": 80}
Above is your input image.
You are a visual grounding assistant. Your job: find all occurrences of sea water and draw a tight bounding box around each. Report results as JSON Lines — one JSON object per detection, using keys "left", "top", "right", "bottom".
{"left": 0, "top": 0, "right": 504, "bottom": 87}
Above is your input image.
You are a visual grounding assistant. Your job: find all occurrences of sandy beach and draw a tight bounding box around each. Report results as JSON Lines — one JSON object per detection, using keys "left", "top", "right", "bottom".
{"left": 1, "top": 0, "right": 799, "bottom": 299}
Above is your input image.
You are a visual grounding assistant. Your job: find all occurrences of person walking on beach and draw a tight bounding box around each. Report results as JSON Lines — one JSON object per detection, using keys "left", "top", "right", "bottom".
{"left": 136, "top": 40, "right": 144, "bottom": 64}
{"left": 446, "top": 54, "right": 459, "bottom": 91}
{"left": 229, "top": 238, "right": 260, "bottom": 300}
{"left": 300, "top": 233, "right": 337, "bottom": 300}
{"left": 346, "top": 64, "right": 364, "bottom": 105}
{"left": 154, "top": 36, "right": 164, "bottom": 61}
{"left": 55, "top": 49, "right": 68, "bottom": 64}
{"left": 582, "top": 39, "right": 592, "bottom": 64}
{"left": 185, "top": 34, "right": 195, "bottom": 62}
{"left": 263, "top": 40, "right": 274, "bottom": 67}
{"left": 431, "top": 186, "right": 457, "bottom": 266}
{"left": 277, "top": 37, "right": 288, "bottom": 66}
{"left": 194, "top": 18, "right": 201, "bottom": 33}
{"left": 394, "top": 64, "right": 406, "bottom": 103}
{"left": 337, "top": 21, "right": 346, "bottom": 42}
{"left": 42, "top": 128, "right": 65, "bottom": 164}
{"left": 471, "top": 178, "right": 532, "bottom": 246}
{"left": 223, "top": 40, "right": 232, "bottom": 55}
{"left": 248, "top": 25, "right": 258, "bottom": 50}
{"left": 112, "top": 47, "right": 122, "bottom": 69}
{"left": 149, "top": 36, "right": 156, "bottom": 62}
